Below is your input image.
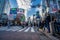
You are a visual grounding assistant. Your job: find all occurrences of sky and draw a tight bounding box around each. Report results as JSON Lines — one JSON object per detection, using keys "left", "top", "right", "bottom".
{"left": 27, "top": 0, "right": 41, "bottom": 17}
{"left": 9, "top": 0, "right": 18, "bottom": 8}
{"left": 9, "top": 0, "right": 41, "bottom": 17}
{"left": 31, "top": 0, "right": 41, "bottom": 6}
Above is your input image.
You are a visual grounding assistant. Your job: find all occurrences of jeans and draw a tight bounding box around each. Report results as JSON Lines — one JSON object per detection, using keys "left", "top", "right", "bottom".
{"left": 44, "top": 23, "right": 50, "bottom": 33}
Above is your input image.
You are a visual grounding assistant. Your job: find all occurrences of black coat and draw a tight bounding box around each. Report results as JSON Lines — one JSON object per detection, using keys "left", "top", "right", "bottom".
{"left": 45, "top": 15, "right": 51, "bottom": 23}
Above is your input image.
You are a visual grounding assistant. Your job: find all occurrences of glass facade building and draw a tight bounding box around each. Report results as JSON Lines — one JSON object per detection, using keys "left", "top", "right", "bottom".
{"left": 4, "top": 0, "right": 10, "bottom": 15}
{"left": 0, "top": 0, "right": 6, "bottom": 14}
{"left": 0, "top": 0, "right": 10, "bottom": 23}
{"left": 0, "top": 0, "right": 10, "bottom": 15}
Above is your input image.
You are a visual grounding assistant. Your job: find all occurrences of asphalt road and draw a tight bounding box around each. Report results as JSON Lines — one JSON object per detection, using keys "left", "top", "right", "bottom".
{"left": 0, "top": 31, "right": 40, "bottom": 40}
{"left": 0, "top": 26, "right": 59, "bottom": 40}
{"left": 0, "top": 31, "right": 52, "bottom": 40}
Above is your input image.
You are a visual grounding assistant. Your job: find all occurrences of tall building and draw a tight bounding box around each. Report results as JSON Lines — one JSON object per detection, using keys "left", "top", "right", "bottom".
{"left": 4, "top": 0, "right": 10, "bottom": 15}
{"left": 0, "top": 0, "right": 10, "bottom": 15}
{"left": 16, "top": 0, "right": 31, "bottom": 21}
{"left": 0, "top": 0, "right": 10, "bottom": 25}
{"left": 0, "top": 0, "right": 10, "bottom": 20}
{"left": 57, "top": 0, "right": 60, "bottom": 10}
{"left": 0, "top": 0, "right": 6, "bottom": 15}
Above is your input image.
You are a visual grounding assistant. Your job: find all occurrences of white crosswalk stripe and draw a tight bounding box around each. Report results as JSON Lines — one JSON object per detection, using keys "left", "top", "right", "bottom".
{"left": 24, "top": 27, "right": 30, "bottom": 32}
{"left": 0, "top": 26, "right": 22, "bottom": 31}
{"left": 31, "top": 27, "right": 35, "bottom": 32}
{"left": 6, "top": 28, "right": 18, "bottom": 31}
{"left": 0, "top": 27, "right": 36, "bottom": 32}
{"left": 6, "top": 27, "right": 22, "bottom": 31}
{"left": 0, "top": 27, "right": 8, "bottom": 31}
{"left": 18, "top": 27, "right": 26, "bottom": 32}
{"left": 6, "top": 29, "right": 11, "bottom": 31}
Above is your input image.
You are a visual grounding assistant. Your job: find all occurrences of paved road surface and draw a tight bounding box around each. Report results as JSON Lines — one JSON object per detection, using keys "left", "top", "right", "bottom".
{"left": 0, "top": 26, "right": 59, "bottom": 40}
{"left": 0, "top": 26, "right": 38, "bottom": 32}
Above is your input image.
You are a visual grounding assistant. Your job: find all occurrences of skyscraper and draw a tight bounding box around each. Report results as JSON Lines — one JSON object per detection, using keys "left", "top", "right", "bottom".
{"left": 57, "top": 0, "right": 60, "bottom": 10}
{"left": 0, "top": 0, "right": 10, "bottom": 25}
{"left": 0, "top": 0, "right": 6, "bottom": 15}
{"left": 0, "top": 0, "right": 10, "bottom": 15}
{"left": 16, "top": 0, "right": 31, "bottom": 21}
{"left": 4, "top": 0, "right": 10, "bottom": 15}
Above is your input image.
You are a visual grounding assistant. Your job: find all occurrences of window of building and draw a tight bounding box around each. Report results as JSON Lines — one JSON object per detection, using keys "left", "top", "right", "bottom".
{"left": 58, "top": 1, "right": 60, "bottom": 8}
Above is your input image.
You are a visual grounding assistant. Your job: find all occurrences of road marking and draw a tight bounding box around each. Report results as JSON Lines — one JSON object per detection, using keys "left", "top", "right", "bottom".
{"left": 6, "top": 27, "right": 22, "bottom": 31}
{"left": 18, "top": 27, "right": 26, "bottom": 32}
{"left": 6, "top": 29, "right": 11, "bottom": 31}
{"left": 31, "top": 27, "right": 35, "bottom": 32}
{"left": 0, "top": 27, "right": 8, "bottom": 31}
{"left": 11, "top": 29, "right": 18, "bottom": 31}
{"left": 24, "top": 27, "right": 30, "bottom": 32}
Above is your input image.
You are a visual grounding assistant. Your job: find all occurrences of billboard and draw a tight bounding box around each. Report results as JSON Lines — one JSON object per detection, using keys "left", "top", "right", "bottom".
{"left": 9, "top": 8, "right": 17, "bottom": 20}
{"left": 8, "top": 14, "right": 17, "bottom": 20}
{"left": 49, "top": 1, "right": 57, "bottom": 13}
{"left": 17, "top": 8, "right": 25, "bottom": 14}
{"left": 10, "top": 8, "right": 17, "bottom": 14}
{"left": 9, "top": 8, "right": 25, "bottom": 21}
{"left": 17, "top": 8, "right": 25, "bottom": 22}
{"left": 10, "top": 8, "right": 25, "bottom": 14}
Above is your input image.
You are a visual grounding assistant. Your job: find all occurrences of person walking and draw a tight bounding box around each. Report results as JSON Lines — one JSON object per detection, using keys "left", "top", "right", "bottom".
{"left": 45, "top": 14, "right": 51, "bottom": 33}
{"left": 28, "top": 17, "right": 31, "bottom": 27}
{"left": 7, "top": 20, "right": 10, "bottom": 29}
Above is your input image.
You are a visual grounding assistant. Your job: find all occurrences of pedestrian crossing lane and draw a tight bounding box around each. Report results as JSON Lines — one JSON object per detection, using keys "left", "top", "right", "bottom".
{"left": 6, "top": 26, "right": 22, "bottom": 31}
{"left": 6, "top": 27, "right": 35, "bottom": 32}
{"left": 24, "top": 27, "right": 30, "bottom": 32}
{"left": 0, "top": 27, "right": 36, "bottom": 32}
{"left": 31, "top": 27, "right": 35, "bottom": 32}
{"left": 0, "top": 27, "right": 8, "bottom": 31}
{"left": 18, "top": 27, "right": 27, "bottom": 32}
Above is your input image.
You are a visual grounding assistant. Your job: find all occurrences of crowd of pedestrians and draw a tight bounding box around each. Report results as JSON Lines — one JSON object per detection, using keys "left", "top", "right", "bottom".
{"left": 26, "top": 13, "right": 60, "bottom": 33}
{"left": 7, "top": 13, "right": 60, "bottom": 33}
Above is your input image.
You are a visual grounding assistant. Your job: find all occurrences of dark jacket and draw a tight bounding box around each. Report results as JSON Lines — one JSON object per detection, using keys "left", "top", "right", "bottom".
{"left": 45, "top": 15, "right": 51, "bottom": 23}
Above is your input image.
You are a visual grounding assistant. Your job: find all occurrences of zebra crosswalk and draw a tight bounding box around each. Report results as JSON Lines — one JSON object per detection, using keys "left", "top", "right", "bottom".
{"left": 18, "top": 27, "right": 36, "bottom": 32}
{"left": 18, "top": 27, "right": 27, "bottom": 32}
{"left": 24, "top": 27, "right": 31, "bottom": 32}
{"left": 0, "top": 26, "right": 22, "bottom": 31}
{"left": 0, "top": 26, "right": 37, "bottom": 32}
{"left": 31, "top": 27, "right": 35, "bottom": 32}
